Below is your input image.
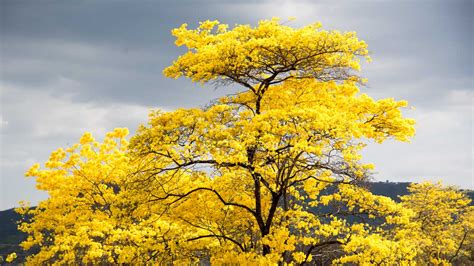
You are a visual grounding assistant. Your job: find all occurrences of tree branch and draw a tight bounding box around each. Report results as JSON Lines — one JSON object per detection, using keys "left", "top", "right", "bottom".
{"left": 187, "top": 234, "right": 245, "bottom": 252}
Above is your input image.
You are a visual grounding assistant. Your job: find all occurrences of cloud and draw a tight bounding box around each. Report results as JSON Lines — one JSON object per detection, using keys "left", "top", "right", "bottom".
{"left": 364, "top": 90, "right": 473, "bottom": 189}
{"left": 2, "top": 37, "right": 237, "bottom": 107}
{"left": 0, "top": 115, "right": 8, "bottom": 129}
{"left": 0, "top": 83, "right": 152, "bottom": 209}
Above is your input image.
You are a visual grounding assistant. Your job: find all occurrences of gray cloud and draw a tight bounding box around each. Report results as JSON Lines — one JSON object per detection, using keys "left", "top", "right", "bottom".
{"left": 1, "top": 0, "right": 472, "bottom": 210}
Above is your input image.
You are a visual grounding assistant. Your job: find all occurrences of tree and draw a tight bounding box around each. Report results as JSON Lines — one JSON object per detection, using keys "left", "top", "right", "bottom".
{"left": 17, "top": 18, "right": 470, "bottom": 265}
{"left": 132, "top": 18, "right": 416, "bottom": 263}
{"left": 399, "top": 182, "right": 474, "bottom": 264}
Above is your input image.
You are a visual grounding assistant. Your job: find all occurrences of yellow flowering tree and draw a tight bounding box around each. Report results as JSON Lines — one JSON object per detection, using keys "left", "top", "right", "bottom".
{"left": 18, "top": 129, "right": 196, "bottom": 264}
{"left": 400, "top": 182, "right": 474, "bottom": 264}
{"left": 129, "top": 18, "right": 416, "bottom": 264}
{"left": 18, "top": 18, "right": 471, "bottom": 265}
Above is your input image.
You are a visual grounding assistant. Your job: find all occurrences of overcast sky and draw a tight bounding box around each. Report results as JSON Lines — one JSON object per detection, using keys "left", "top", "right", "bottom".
{"left": 1, "top": 0, "right": 472, "bottom": 210}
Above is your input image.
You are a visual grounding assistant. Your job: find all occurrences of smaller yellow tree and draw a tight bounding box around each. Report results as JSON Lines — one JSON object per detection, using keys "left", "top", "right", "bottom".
{"left": 17, "top": 129, "right": 191, "bottom": 264}
{"left": 400, "top": 182, "right": 474, "bottom": 264}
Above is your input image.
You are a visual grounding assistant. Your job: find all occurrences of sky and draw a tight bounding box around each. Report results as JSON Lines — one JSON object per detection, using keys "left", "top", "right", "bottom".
{"left": 0, "top": 0, "right": 472, "bottom": 210}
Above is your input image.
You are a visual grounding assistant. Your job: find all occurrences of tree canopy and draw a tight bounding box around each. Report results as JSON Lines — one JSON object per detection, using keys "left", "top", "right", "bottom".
{"left": 13, "top": 18, "right": 473, "bottom": 265}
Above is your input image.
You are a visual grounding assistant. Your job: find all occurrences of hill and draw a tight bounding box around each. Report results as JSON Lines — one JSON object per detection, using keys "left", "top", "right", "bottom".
{"left": 0, "top": 207, "right": 27, "bottom": 263}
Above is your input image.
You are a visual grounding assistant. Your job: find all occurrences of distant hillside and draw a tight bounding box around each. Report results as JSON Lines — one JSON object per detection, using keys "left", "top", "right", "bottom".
{"left": 367, "top": 181, "right": 474, "bottom": 202}
{"left": 1, "top": 182, "right": 473, "bottom": 262}
{"left": 0, "top": 208, "right": 27, "bottom": 263}
{"left": 367, "top": 181, "right": 411, "bottom": 201}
